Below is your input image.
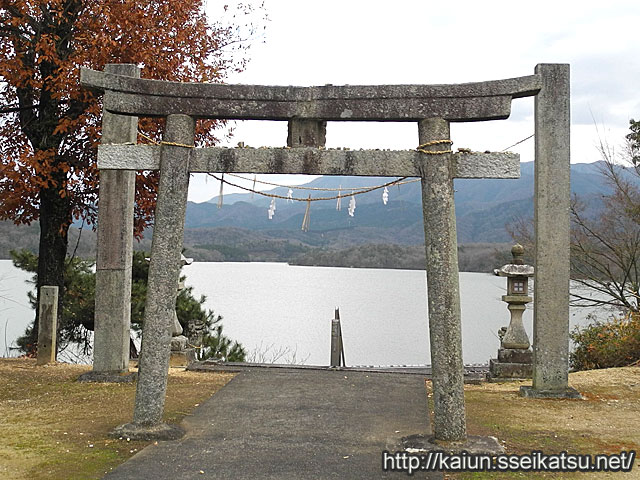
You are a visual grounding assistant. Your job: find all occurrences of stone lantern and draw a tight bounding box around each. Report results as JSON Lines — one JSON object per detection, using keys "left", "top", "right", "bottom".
{"left": 488, "top": 244, "right": 534, "bottom": 381}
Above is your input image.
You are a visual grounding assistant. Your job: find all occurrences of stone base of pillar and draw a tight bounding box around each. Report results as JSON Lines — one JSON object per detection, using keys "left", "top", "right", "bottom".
{"left": 519, "top": 386, "right": 583, "bottom": 399}
{"left": 402, "top": 433, "right": 504, "bottom": 455}
{"left": 487, "top": 348, "right": 532, "bottom": 382}
{"left": 110, "top": 422, "right": 185, "bottom": 441}
{"left": 77, "top": 370, "right": 137, "bottom": 383}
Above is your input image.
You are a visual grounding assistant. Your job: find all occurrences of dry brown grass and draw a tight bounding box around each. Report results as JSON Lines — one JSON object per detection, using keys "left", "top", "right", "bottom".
{"left": 2, "top": 359, "right": 639, "bottom": 479}
{"left": 0, "top": 358, "right": 233, "bottom": 480}
{"left": 442, "top": 367, "right": 640, "bottom": 479}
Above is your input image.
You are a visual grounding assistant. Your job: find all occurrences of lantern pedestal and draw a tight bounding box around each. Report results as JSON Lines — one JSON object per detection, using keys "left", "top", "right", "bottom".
{"left": 501, "top": 299, "right": 531, "bottom": 349}
{"left": 488, "top": 299, "right": 534, "bottom": 382}
{"left": 488, "top": 348, "right": 533, "bottom": 381}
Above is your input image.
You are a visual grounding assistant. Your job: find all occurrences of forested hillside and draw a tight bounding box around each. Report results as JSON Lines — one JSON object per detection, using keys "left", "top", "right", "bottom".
{"left": 0, "top": 161, "right": 628, "bottom": 272}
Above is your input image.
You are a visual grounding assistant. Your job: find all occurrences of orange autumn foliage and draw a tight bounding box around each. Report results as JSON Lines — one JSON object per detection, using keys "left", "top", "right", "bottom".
{"left": 0, "top": 0, "right": 265, "bottom": 351}
{"left": 0, "top": 0, "right": 262, "bottom": 234}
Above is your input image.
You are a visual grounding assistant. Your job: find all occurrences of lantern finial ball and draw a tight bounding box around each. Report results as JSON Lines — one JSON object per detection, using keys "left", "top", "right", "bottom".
{"left": 511, "top": 244, "right": 525, "bottom": 265}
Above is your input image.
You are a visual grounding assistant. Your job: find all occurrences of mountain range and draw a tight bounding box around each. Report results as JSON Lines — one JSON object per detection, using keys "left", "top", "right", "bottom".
{"left": 1, "top": 161, "right": 633, "bottom": 271}
{"left": 185, "top": 161, "right": 620, "bottom": 245}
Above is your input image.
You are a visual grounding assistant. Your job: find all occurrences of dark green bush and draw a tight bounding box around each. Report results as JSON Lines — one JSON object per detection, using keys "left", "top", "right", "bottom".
{"left": 197, "top": 320, "right": 247, "bottom": 363}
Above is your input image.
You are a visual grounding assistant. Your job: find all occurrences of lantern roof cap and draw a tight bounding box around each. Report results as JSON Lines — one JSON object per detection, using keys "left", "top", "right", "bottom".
{"left": 493, "top": 244, "right": 534, "bottom": 277}
{"left": 494, "top": 264, "right": 534, "bottom": 277}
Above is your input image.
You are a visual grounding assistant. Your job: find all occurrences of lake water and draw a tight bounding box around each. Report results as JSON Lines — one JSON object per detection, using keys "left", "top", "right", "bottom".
{"left": 0, "top": 261, "right": 34, "bottom": 357}
{"left": 1, "top": 260, "right": 603, "bottom": 365}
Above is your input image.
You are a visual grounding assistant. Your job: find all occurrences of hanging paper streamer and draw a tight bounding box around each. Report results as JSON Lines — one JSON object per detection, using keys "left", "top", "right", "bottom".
{"left": 348, "top": 193, "right": 356, "bottom": 217}
{"left": 301, "top": 195, "right": 311, "bottom": 232}
{"left": 268, "top": 198, "right": 276, "bottom": 219}
{"left": 251, "top": 175, "right": 257, "bottom": 201}
{"left": 336, "top": 185, "right": 342, "bottom": 211}
{"left": 217, "top": 174, "right": 224, "bottom": 209}
{"left": 382, "top": 186, "right": 389, "bottom": 205}
{"left": 287, "top": 188, "right": 293, "bottom": 203}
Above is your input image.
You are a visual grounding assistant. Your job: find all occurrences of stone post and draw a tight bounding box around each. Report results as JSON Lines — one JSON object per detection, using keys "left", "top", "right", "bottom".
{"left": 330, "top": 318, "right": 341, "bottom": 367}
{"left": 89, "top": 64, "right": 139, "bottom": 378}
{"left": 521, "top": 64, "right": 580, "bottom": 399}
{"left": 36, "top": 286, "right": 58, "bottom": 365}
{"left": 417, "top": 118, "right": 466, "bottom": 441}
{"left": 114, "top": 114, "right": 194, "bottom": 439}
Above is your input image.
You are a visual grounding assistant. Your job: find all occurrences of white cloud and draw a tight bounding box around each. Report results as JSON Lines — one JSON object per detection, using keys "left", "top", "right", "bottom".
{"left": 190, "top": 0, "right": 640, "bottom": 202}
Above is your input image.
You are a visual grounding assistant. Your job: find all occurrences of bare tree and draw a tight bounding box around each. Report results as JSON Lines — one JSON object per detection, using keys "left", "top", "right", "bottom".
{"left": 569, "top": 123, "right": 640, "bottom": 312}
{"left": 509, "top": 120, "right": 640, "bottom": 312}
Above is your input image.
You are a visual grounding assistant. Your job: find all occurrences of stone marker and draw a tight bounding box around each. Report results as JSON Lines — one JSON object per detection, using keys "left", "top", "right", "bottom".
{"left": 36, "top": 286, "right": 58, "bottom": 365}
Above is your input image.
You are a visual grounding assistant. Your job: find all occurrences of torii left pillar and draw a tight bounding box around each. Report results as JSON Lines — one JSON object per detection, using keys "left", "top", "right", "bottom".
{"left": 79, "top": 64, "right": 139, "bottom": 382}
{"left": 114, "top": 114, "right": 194, "bottom": 439}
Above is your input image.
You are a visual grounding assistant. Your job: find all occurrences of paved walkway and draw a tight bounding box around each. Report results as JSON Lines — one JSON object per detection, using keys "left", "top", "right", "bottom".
{"left": 104, "top": 367, "right": 442, "bottom": 479}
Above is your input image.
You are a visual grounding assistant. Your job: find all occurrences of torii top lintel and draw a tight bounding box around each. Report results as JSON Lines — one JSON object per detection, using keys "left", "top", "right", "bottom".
{"left": 80, "top": 68, "right": 541, "bottom": 123}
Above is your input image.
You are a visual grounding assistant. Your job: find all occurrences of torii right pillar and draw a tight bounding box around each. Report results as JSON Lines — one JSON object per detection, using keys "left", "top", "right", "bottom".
{"left": 521, "top": 64, "right": 581, "bottom": 399}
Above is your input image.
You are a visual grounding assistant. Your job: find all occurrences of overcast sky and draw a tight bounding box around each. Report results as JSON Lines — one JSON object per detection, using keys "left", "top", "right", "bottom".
{"left": 189, "top": 0, "right": 640, "bottom": 202}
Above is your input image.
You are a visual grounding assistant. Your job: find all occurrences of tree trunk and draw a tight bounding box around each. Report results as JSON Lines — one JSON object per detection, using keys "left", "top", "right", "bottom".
{"left": 29, "top": 183, "right": 71, "bottom": 354}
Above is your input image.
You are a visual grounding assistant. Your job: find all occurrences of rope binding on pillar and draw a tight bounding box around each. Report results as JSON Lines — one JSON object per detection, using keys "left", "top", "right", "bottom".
{"left": 416, "top": 139, "right": 453, "bottom": 155}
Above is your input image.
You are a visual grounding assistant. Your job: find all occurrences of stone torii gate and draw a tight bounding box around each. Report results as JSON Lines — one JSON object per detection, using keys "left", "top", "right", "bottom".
{"left": 81, "top": 63, "right": 576, "bottom": 441}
